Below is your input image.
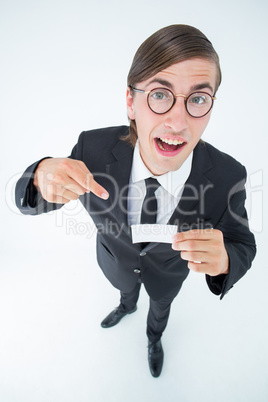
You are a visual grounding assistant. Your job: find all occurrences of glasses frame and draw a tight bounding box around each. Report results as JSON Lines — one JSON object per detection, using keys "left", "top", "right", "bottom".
{"left": 129, "top": 85, "right": 216, "bottom": 118}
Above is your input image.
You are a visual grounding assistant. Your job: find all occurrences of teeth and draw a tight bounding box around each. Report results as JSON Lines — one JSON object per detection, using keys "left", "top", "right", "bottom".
{"left": 159, "top": 137, "right": 184, "bottom": 145}
{"left": 158, "top": 142, "right": 165, "bottom": 151}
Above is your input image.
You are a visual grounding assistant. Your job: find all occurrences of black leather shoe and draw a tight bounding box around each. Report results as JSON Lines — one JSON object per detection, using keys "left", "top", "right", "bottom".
{"left": 100, "top": 306, "right": 137, "bottom": 328}
{"left": 148, "top": 340, "right": 164, "bottom": 378}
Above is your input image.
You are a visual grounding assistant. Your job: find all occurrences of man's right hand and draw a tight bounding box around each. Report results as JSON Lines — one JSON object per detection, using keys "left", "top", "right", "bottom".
{"left": 33, "top": 158, "right": 109, "bottom": 204}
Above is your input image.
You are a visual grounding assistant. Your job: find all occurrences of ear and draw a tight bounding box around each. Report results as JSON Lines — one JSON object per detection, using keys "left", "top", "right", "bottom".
{"left": 126, "top": 87, "right": 135, "bottom": 120}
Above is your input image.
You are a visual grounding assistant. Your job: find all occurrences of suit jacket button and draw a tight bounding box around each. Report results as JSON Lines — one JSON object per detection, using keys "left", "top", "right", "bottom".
{"left": 140, "top": 252, "right": 147, "bottom": 257}
{"left": 134, "top": 269, "right": 141, "bottom": 274}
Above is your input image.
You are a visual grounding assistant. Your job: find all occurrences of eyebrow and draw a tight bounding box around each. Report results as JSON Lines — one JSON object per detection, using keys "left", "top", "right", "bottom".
{"left": 146, "top": 78, "right": 174, "bottom": 90}
{"left": 190, "top": 83, "right": 214, "bottom": 93}
{"left": 146, "top": 78, "right": 214, "bottom": 94}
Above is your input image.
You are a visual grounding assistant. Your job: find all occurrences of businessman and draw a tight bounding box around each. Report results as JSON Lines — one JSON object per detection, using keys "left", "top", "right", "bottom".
{"left": 15, "top": 24, "right": 256, "bottom": 377}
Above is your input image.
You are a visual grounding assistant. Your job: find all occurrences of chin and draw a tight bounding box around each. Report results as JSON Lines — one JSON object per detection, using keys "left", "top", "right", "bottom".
{"left": 152, "top": 160, "right": 183, "bottom": 176}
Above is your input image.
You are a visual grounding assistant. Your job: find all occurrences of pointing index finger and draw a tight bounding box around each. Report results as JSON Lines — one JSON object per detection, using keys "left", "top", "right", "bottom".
{"left": 86, "top": 174, "right": 109, "bottom": 200}
{"left": 66, "top": 160, "right": 109, "bottom": 200}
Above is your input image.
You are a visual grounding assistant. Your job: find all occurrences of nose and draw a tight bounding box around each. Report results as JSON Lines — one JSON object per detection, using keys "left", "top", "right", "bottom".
{"left": 164, "top": 97, "right": 188, "bottom": 132}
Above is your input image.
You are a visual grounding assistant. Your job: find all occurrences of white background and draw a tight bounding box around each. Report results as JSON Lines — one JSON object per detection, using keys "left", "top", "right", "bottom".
{"left": 1, "top": 0, "right": 268, "bottom": 401}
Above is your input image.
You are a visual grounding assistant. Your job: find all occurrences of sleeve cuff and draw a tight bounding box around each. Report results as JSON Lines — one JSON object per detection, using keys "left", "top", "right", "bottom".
{"left": 205, "top": 273, "right": 229, "bottom": 296}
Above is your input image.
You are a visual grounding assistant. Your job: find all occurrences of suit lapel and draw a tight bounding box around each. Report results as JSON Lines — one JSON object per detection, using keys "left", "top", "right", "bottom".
{"left": 168, "top": 167, "right": 213, "bottom": 227}
{"left": 105, "top": 139, "right": 134, "bottom": 235}
{"left": 169, "top": 141, "right": 213, "bottom": 228}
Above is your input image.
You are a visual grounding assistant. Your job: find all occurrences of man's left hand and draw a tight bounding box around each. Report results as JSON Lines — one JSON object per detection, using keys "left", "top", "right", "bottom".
{"left": 172, "top": 229, "right": 229, "bottom": 276}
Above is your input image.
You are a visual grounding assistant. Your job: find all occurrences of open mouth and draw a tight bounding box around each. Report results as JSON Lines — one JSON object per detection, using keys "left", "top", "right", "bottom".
{"left": 155, "top": 137, "right": 186, "bottom": 153}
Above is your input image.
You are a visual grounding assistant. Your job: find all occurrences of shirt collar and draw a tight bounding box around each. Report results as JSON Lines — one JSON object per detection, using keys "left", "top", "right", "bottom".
{"left": 131, "top": 140, "right": 193, "bottom": 198}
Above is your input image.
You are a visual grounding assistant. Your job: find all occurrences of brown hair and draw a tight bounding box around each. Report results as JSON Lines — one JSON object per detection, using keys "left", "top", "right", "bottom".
{"left": 125, "top": 24, "right": 222, "bottom": 146}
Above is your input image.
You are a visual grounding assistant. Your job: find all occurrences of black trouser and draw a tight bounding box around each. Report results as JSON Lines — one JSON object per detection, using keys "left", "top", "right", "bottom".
{"left": 119, "top": 281, "right": 182, "bottom": 343}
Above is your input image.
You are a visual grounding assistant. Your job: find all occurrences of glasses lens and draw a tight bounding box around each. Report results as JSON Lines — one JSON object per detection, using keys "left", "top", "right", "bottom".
{"left": 148, "top": 88, "right": 174, "bottom": 114}
{"left": 187, "top": 92, "right": 213, "bottom": 117}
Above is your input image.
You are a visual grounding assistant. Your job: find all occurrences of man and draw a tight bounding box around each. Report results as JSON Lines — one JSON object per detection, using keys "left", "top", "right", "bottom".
{"left": 15, "top": 24, "right": 256, "bottom": 378}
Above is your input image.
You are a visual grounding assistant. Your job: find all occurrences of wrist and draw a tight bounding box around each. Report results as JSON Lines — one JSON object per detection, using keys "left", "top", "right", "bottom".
{"left": 221, "top": 249, "right": 229, "bottom": 275}
{"left": 33, "top": 158, "right": 50, "bottom": 190}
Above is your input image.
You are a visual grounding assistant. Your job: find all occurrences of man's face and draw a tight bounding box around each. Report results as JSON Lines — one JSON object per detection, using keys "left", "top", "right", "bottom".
{"left": 126, "top": 58, "right": 218, "bottom": 176}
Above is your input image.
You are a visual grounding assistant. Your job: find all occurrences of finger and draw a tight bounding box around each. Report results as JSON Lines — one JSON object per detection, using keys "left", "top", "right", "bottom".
{"left": 43, "top": 193, "right": 71, "bottom": 204}
{"left": 44, "top": 179, "right": 81, "bottom": 200}
{"left": 46, "top": 169, "right": 88, "bottom": 196}
{"left": 187, "top": 260, "right": 227, "bottom": 276}
{"left": 172, "top": 228, "right": 214, "bottom": 243}
{"left": 61, "top": 189, "right": 80, "bottom": 201}
{"left": 187, "top": 261, "right": 206, "bottom": 273}
{"left": 85, "top": 174, "right": 109, "bottom": 200}
{"left": 180, "top": 251, "right": 207, "bottom": 263}
{"left": 65, "top": 161, "right": 109, "bottom": 200}
{"left": 64, "top": 180, "right": 88, "bottom": 196}
{"left": 63, "top": 160, "right": 91, "bottom": 190}
{"left": 172, "top": 239, "right": 209, "bottom": 252}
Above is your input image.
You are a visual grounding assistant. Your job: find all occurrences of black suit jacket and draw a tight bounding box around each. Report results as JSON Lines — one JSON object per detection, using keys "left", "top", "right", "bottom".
{"left": 15, "top": 125, "right": 256, "bottom": 300}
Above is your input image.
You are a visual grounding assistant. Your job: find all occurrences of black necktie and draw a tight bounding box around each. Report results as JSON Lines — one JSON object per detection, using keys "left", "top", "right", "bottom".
{"left": 140, "top": 178, "right": 160, "bottom": 224}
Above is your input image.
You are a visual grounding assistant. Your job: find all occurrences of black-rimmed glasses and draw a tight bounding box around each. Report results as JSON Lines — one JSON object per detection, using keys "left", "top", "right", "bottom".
{"left": 129, "top": 86, "right": 216, "bottom": 118}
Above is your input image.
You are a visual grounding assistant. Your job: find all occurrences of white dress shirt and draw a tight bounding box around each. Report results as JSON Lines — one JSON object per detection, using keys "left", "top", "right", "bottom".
{"left": 127, "top": 141, "right": 193, "bottom": 226}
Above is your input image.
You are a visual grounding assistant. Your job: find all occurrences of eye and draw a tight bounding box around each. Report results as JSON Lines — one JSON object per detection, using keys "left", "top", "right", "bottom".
{"left": 189, "top": 93, "right": 210, "bottom": 105}
{"left": 191, "top": 96, "right": 206, "bottom": 104}
{"left": 150, "top": 88, "right": 172, "bottom": 101}
{"left": 151, "top": 91, "right": 167, "bottom": 100}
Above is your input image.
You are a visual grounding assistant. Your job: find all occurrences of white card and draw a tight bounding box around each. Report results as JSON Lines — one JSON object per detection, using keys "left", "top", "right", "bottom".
{"left": 131, "top": 224, "right": 178, "bottom": 244}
